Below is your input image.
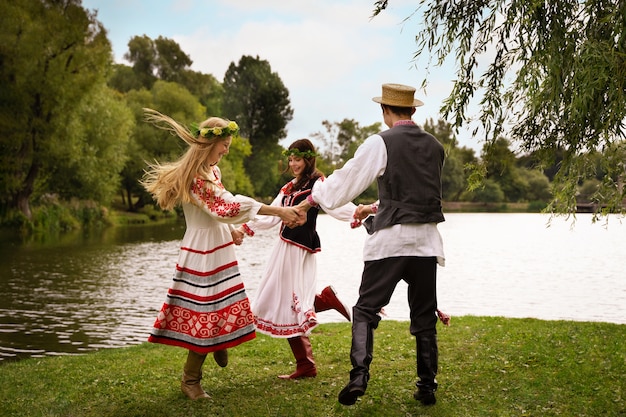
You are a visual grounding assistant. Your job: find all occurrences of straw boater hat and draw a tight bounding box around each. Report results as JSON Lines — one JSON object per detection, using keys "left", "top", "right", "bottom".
{"left": 372, "top": 83, "right": 424, "bottom": 107}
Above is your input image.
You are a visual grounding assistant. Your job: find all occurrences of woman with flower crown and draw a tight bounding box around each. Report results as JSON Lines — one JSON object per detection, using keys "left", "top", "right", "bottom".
{"left": 140, "top": 108, "right": 303, "bottom": 400}
{"left": 237, "top": 138, "right": 355, "bottom": 379}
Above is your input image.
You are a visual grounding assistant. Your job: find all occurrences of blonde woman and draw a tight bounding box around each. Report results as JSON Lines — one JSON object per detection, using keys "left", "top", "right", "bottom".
{"left": 141, "top": 108, "right": 302, "bottom": 400}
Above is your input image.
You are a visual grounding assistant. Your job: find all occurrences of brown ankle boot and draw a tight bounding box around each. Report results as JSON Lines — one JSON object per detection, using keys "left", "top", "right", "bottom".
{"left": 278, "top": 336, "right": 317, "bottom": 379}
{"left": 314, "top": 286, "right": 351, "bottom": 321}
{"left": 181, "top": 350, "right": 211, "bottom": 400}
{"left": 213, "top": 349, "right": 228, "bottom": 367}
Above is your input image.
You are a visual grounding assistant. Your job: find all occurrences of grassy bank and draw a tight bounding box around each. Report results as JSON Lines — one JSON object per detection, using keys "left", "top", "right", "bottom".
{"left": 1, "top": 317, "right": 624, "bottom": 417}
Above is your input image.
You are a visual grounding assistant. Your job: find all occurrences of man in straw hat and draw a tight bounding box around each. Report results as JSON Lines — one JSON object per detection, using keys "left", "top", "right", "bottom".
{"left": 297, "top": 83, "right": 445, "bottom": 406}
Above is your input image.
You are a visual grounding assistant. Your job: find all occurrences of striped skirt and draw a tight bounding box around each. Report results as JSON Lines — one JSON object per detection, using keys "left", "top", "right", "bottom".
{"left": 148, "top": 236, "right": 256, "bottom": 353}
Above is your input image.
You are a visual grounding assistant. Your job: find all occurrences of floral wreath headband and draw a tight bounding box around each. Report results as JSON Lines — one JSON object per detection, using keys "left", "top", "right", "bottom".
{"left": 190, "top": 121, "right": 239, "bottom": 139}
{"left": 282, "top": 148, "right": 319, "bottom": 159}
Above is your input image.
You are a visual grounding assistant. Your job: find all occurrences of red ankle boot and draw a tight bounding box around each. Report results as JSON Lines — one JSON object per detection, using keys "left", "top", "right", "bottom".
{"left": 314, "top": 286, "right": 351, "bottom": 321}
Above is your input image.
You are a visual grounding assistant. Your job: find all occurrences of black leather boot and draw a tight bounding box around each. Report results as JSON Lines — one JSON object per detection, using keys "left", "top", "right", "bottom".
{"left": 413, "top": 334, "right": 438, "bottom": 405}
{"left": 338, "top": 321, "right": 374, "bottom": 406}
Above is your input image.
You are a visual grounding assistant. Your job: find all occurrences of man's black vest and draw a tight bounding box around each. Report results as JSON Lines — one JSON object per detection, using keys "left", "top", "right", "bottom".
{"left": 367, "top": 124, "right": 445, "bottom": 234}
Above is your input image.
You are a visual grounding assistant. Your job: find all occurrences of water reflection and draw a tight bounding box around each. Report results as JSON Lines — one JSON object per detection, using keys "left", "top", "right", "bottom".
{"left": 1, "top": 214, "right": 625, "bottom": 363}
{"left": 0, "top": 223, "right": 185, "bottom": 363}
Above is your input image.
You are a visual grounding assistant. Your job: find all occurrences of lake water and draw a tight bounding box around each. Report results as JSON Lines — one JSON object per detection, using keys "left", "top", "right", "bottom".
{"left": 0, "top": 213, "right": 624, "bottom": 363}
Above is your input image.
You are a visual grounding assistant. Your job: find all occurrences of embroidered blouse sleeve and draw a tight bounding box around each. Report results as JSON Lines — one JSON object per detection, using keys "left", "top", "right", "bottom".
{"left": 190, "top": 171, "right": 262, "bottom": 224}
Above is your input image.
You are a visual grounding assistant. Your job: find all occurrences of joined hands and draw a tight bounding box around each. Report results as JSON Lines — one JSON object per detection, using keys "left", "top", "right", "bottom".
{"left": 283, "top": 205, "right": 307, "bottom": 229}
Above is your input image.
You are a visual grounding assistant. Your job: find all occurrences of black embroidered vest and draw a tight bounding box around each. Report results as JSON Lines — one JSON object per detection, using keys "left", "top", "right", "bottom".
{"left": 280, "top": 177, "right": 321, "bottom": 252}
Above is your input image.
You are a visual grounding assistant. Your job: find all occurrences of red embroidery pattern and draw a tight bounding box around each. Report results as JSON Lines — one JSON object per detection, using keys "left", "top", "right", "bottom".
{"left": 255, "top": 310, "right": 317, "bottom": 336}
{"left": 291, "top": 291, "right": 301, "bottom": 314}
{"left": 152, "top": 299, "right": 255, "bottom": 338}
{"left": 192, "top": 177, "right": 242, "bottom": 218}
{"left": 241, "top": 223, "right": 254, "bottom": 237}
{"left": 211, "top": 167, "right": 225, "bottom": 189}
{"left": 280, "top": 182, "right": 294, "bottom": 195}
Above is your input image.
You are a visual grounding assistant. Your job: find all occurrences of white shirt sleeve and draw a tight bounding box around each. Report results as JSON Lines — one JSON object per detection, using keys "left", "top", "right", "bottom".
{"left": 323, "top": 201, "right": 358, "bottom": 222}
{"left": 312, "top": 134, "right": 387, "bottom": 210}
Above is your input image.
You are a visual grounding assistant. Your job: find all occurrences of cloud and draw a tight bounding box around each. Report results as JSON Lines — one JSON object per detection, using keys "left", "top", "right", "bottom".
{"left": 181, "top": 3, "right": 393, "bottom": 87}
{"left": 83, "top": 0, "right": 482, "bottom": 151}
{"left": 174, "top": 2, "right": 413, "bottom": 141}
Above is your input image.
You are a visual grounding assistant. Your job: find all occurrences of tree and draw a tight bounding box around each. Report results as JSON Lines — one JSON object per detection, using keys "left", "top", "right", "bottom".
{"left": 222, "top": 55, "right": 294, "bottom": 197}
{"left": 118, "top": 36, "right": 222, "bottom": 115}
{"left": 153, "top": 36, "right": 193, "bottom": 84}
{"left": 524, "top": 169, "right": 552, "bottom": 203}
{"left": 124, "top": 35, "right": 158, "bottom": 89}
{"left": 482, "top": 137, "right": 538, "bottom": 202}
{"left": 124, "top": 35, "right": 193, "bottom": 90}
{"left": 122, "top": 81, "right": 206, "bottom": 211}
{"left": 108, "top": 63, "right": 143, "bottom": 93}
{"left": 312, "top": 119, "right": 382, "bottom": 169}
{"left": 179, "top": 70, "right": 223, "bottom": 116}
{"left": 464, "top": 178, "right": 505, "bottom": 203}
{"left": 423, "top": 118, "right": 474, "bottom": 201}
{"left": 48, "top": 84, "right": 134, "bottom": 204}
{"left": 372, "top": 0, "right": 626, "bottom": 217}
{"left": 218, "top": 136, "right": 255, "bottom": 196}
{"left": 0, "top": 0, "right": 112, "bottom": 219}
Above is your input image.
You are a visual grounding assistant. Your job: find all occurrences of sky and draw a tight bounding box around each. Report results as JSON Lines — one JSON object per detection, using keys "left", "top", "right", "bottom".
{"left": 81, "top": 0, "right": 482, "bottom": 152}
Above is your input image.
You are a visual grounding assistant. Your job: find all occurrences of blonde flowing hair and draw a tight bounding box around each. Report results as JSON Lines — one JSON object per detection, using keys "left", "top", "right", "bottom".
{"left": 140, "top": 108, "right": 232, "bottom": 211}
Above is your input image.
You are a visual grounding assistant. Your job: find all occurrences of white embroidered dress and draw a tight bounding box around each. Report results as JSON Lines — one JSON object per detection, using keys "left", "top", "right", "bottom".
{"left": 148, "top": 167, "right": 263, "bottom": 354}
{"left": 243, "top": 178, "right": 355, "bottom": 338}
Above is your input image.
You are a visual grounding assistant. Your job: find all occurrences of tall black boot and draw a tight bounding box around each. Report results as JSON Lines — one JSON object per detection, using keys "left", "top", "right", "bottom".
{"left": 338, "top": 321, "right": 374, "bottom": 406}
{"left": 413, "top": 334, "right": 438, "bottom": 405}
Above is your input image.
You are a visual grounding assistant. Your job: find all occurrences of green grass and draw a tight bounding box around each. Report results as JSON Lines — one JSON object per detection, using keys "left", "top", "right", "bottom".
{"left": 1, "top": 317, "right": 624, "bottom": 417}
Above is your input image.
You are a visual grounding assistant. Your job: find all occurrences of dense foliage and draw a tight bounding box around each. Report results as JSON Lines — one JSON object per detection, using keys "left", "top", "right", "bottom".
{"left": 373, "top": 0, "right": 626, "bottom": 217}
{"left": 0, "top": 0, "right": 113, "bottom": 219}
{"left": 223, "top": 55, "right": 294, "bottom": 197}
{"left": 3, "top": 0, "right": 623, "bottom": 234}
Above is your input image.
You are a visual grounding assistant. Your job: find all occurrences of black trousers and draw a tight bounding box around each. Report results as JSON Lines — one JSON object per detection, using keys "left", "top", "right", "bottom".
{"left": 352, "top": 256, "right": 438, "bottom": 336}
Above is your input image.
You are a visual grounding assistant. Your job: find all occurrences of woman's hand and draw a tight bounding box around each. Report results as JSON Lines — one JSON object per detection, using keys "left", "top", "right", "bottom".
{"left": 231, "top": 229, "right": 245, "bottom": 245}
{"left": 294, "top": 200, "right": 311, "bottom": 213}
{"left": 257, "top": 204, "right": 307, "bottom": 228}
{"left": 350, "top": 203, "right": 377, "bottom": 229}
{"left": 281, "top": 207, "right": 306, "bottom": 228}
{"left": 353, "top": 203, "right": 374, "bottom": 221}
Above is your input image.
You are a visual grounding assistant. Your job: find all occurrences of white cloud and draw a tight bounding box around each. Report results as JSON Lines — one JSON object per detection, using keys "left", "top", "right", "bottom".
{"left": 83, "top": 0, "right": 482, "bottom": 151}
